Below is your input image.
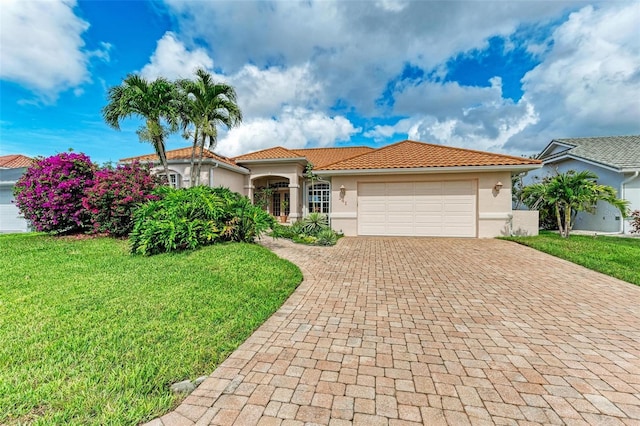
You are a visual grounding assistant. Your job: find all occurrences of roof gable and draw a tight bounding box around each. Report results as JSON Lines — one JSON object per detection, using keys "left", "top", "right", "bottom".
{"left": 233, "top": 146, "right": 375, "bottom": 168}
{"left": 233, "top": 146, "right": 302, "bottom": 162}
{"left": 539, "top": 135, "right": 640, "bottom": 170}
{"left": 318, "top": 140, "right": 540, "bottom": 171}
{"left": 119, "top": 147, "right": 240, "bottom": 169}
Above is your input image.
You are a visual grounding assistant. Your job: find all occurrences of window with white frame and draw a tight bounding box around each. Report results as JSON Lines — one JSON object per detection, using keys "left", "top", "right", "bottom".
{"left": 307, "top": 182, "right": 330, "bottom": 214}
{"left": 160, "top": 173, "right": 180, "bottom": 188}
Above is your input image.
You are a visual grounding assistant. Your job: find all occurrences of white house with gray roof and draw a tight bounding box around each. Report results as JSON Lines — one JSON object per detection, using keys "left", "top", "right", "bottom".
{"left": 532, "top": 135, "right": 640, "bottom": 234}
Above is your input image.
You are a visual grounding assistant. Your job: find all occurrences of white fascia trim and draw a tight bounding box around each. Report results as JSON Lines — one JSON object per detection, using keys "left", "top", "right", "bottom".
{"left": 478, "top": 212, "right": 512, "bottom": 220}
{"left": 330, "top": 212, "right": 357, "bottom": 219}
{"left": 120, "top": 158, "right": 250, "bottom": 174}
{"left": 542, "top": 154, "right": 620, "bottom": 173}
{"left": 316, "top": 164, "right": 541, "bottom": 176}
{"left": 621, "top": 168, "right": 640, "bottom": 174}
{"left": 538, "top": 140, "right": 576, "bottom": 159}
{"left": 0, "top": 181, "right": 18, "bottom": 185}
{"left": 167, "top": 159, "right": 250, "bottom": 174}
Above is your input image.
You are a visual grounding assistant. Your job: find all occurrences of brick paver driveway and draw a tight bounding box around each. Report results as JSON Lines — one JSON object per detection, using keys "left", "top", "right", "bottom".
{"left": 150, "top": 238, "right": 640, "bottom": 425}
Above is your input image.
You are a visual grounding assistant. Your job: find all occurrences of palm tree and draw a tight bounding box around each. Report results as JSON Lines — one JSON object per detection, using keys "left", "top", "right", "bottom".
{"left": 103, "top": 74, "right": 180, "bottom": 179}
{"left": 178, "top": 68, "right": 242, "bottom": 186}
{"left": 523, "top": 170, "right": 629, "bottom": 237}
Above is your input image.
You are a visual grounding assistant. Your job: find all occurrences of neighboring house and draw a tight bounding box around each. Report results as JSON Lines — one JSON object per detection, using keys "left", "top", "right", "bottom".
{"left": 0, "top": 155, "right": 33, "bottom": 233}
{"left": 121, "top": 140, "right": 541, "bottom": 238}
{"left": 534, "top": 135, "right": 640, "bottom": 234}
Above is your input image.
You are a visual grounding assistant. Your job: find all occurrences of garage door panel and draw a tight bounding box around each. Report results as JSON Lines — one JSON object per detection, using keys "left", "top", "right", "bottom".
{"left": 359, "top": 183, "right": 386, "bottom": 196}
{"left": 358, "top": 181, "right": 476, "bottom": 237}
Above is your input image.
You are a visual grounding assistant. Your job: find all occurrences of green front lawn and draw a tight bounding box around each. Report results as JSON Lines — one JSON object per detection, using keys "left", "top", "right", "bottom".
{"left": 0, "top": 234, "right": 302, "bottom": 425}
{"left": 503, "top": 231, "right": 640, "bottom": 286}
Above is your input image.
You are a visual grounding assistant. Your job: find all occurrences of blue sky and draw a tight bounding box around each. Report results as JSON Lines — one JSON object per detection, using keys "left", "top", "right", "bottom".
{"left": 1, "top": 0, "right": 639, "bottom": 165}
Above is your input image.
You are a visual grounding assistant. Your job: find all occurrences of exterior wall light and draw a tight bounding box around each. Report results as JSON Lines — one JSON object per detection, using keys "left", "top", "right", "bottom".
{"left": 494, "top": 181, "right": 503, "bottom": 192}
{"left": 339, "top": 185, "right": 346, "bottom": 199}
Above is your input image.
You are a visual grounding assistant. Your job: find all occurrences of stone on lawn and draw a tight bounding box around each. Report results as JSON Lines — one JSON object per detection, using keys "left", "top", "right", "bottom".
{"left": 170, "top": 380, "right": 196, "bottom": 394}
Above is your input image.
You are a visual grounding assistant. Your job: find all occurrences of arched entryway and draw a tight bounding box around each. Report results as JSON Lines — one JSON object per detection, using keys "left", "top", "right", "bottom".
{"left": 252, "top": 176, "right": 292, "bottom": 221}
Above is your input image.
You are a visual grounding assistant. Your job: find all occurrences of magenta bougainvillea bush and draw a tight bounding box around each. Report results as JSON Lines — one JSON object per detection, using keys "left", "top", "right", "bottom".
{"left": 14, "top": 153, "right": 161, "bottom": 236}
{"left": 83, "top": 162, "right": 161, "bottom": 236}
{"left": 14, "top": 153, "right": 96, "bottom": 233}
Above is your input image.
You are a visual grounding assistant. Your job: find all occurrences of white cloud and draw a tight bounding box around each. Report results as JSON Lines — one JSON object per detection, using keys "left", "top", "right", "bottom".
{"left": 162, "top": 0, "right": 579, "bottom": 115}
{"left": 367, "top": 77, "right": 539, "bottom": 152}
{"left": 139, "top": 32, "right": 214, "bottom": 80}
{"left": 375, "top": 0, "right": 409, "bottom": 13}
{"left": 140, "top": 35, "right": 347, "bottom": 154}
{"left": 217, "top": 106, "right": 360, "bottom": 157}
{"left": 230, "top": 64, "right": 325, "bottom": 117}
{"left": 0, "top": 0, "right": 103, "bottom": 103}
{"left": 153, "top": 1, "right": 638, "bottom": 157}
{"left": 507, "top": 2, "right": 640, "bottom": 152}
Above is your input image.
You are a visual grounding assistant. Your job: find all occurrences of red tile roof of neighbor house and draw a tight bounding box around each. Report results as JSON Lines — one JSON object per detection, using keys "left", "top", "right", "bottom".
{"left": 0, "top": 154, "right": 34, "bottom": 168}
{"left": 233, "top": 146, "right": 375, "bottom": 168}
{"left": 120, "top": 147, "right": 239, "bottom": 168}
{"left": 318, "top": 140, "right": 542, "bottom": 170}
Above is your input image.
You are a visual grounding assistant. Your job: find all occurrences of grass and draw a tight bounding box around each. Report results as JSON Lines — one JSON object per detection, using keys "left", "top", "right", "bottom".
{"left": 502, "top": 231, "right": 640, "bottom": 286}
{"left": 0, "top": 233, "right": 302, "bottom": 425}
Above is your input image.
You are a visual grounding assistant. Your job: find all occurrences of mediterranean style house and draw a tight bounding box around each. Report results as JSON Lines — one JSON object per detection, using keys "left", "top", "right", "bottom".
{"left": 532, "top": 135, "right": 640, "bottom": 234}
{"left": 120, "top": 140, "right": 542, "bottom": 238}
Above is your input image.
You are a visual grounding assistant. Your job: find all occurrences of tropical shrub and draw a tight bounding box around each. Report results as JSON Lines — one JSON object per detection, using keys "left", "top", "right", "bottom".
{"left": 316, "top": 228, "right": 338, "bottom": 246}
{"left": 83, "top": 162, "right": 162, "bottom": 236}
{"left": 13, "top": 153, "right": 96, "bottom": 233}
{"left": 129, "top": 186, "right": 274, "bottom": 255}
{"left": 522, "top": 170, "right": 628, "bottom": 237}
{"left": 270, "top": 214, "right": 341, "bottom": 246}
{"left": 300, "top": 212, "right": 329, "bottom": 236}
{"left": 630, "top": 210, "right": 640, "bottom": 234}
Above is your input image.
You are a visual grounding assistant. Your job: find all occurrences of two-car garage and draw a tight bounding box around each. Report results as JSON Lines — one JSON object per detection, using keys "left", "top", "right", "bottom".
{"left": 357, "top": 180, "right": 477, "bottom": 237}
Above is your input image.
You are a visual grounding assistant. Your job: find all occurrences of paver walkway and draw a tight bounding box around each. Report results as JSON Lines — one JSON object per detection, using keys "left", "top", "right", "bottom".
{"left": 148, "top": 237, "right": 640, "bottom": 425}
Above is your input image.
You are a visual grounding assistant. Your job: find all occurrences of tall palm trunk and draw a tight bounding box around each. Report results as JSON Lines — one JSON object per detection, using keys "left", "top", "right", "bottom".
{"left": 555, "top": 203, "right": 566, "bottom": 238}
{"left": 564, "top": 205, "right": 572, "bottom": 238}
{"left": 189, "top": 127, "right": 199, "bottom": 187}
{"left": 153, "top": 136, "right": 170, "bottom": 180}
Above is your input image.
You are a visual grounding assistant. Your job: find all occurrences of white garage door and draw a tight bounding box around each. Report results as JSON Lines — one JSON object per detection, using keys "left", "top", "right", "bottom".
{"left": 358, "top": 181, "right": 476, "bottom": 237}
{"left": 0, "top": 187, "right": 29, "bottom": 233}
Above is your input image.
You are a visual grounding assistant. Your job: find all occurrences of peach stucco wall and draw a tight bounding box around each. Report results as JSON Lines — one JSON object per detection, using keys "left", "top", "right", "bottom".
{"left": 245, "top": 163, "right": 305, "bottom": 220}
{"left": 328, "top": 171, "right": 516, "bottom": 238}
{"left": 151, "top": 163, "right": 245, "bottom": 193}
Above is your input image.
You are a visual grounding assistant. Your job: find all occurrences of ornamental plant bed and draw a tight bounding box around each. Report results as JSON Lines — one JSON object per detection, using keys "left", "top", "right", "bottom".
{"left": 0, "top": 234, "right": 302, "bottom": 425}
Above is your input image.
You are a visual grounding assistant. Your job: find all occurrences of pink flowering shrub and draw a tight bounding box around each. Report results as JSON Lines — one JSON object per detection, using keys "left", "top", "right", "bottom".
{"left": 14, "top": 153, "right": 96, "bottom": 233}
{"left": 83, "top": 162, "right": 161, "bottom": 236}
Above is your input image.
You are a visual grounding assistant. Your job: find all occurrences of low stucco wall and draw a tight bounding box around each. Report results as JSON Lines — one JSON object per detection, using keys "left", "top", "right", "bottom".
{"left": 509, "top": 210, "right": 539, "bottom": 236}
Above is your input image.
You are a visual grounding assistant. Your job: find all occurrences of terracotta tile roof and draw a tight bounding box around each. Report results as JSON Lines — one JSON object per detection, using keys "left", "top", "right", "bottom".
{"left": 233, "top": 146, "right": 303, "bottom": 161}
{"left": 0, "top": 154, "right": 34, "bottom": 169}
{"left": 318, "top": 140, "right": 541, "bottom": 170}
{"left": 233, "top": 146, "right": 375, "bottom": 168}
{"left": 293, "top": 146, "right": 375, "bottom": 168}
{"left": 120, "top": 147, "right": 239, "bottom": 168}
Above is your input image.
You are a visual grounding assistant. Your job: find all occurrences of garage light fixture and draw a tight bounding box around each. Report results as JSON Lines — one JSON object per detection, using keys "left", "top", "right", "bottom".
{"left": 339, "top": 185, "right": 346, "bottom": 199}
{"left": 494, "top": 181, "right": 503, "bottom": 192}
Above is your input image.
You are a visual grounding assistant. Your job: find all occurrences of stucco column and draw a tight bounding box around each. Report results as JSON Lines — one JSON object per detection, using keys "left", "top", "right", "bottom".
{"left": 245, "top": 175, "right": 254, "bottom": 201}
{"left": 289, "top": 175, "right": 301, "bottom": 221}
